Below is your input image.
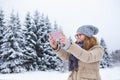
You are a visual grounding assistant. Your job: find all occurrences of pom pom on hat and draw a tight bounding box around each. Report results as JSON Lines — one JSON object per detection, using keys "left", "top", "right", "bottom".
{"left": 77, "top": 25, "right": 99, "bottom": 37}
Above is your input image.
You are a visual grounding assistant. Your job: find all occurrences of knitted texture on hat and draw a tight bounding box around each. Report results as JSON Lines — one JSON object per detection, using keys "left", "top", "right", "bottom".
{"left": 77, "top": 25, "right": 99, "bottom": 37}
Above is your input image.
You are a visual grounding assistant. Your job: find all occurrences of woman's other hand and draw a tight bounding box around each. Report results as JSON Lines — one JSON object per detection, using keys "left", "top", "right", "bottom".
{"left": 59, "top": 32, "right": 68, "bottom": 45}
{"left": 49, "top": 34, "right": 58, "bottom": 50}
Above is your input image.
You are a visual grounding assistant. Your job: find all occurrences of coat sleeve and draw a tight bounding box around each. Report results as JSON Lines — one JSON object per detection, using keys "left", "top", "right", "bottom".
{"left": 67, "top": 42, "right": 104, "bottom": 63}
{"left": 54, "top": 45, "right": 70, "bottom": 61}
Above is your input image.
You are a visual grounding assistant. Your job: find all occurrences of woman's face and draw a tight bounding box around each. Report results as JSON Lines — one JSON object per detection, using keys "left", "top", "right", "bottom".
{"left": 75, "top": 32, "right": 86, "bottom": 42}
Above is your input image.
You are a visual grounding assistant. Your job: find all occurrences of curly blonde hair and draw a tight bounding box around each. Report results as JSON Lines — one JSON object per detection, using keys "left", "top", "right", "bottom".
{"left": 84, "top": 36, "right": 98, "bottom": 50}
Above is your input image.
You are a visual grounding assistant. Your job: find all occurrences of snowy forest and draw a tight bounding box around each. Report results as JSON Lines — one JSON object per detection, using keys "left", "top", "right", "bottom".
{"left": 0, "top": 9, "right": 119, "bottom": 74}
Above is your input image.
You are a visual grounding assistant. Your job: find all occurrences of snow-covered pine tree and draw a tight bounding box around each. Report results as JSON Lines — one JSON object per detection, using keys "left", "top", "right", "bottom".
{"left": 0, "top": 10, "right": 66, "bottom": 73}
{"left": 0, "top": 9, "right": 6, "bottom": 72}
{"left": 53, "top": 21, "right": 59, "bottom": 31}
{"left": 50, "top": 21, "right": 66, "bottom": 72}
{"left": 0, "top": 11, "right": 28, "bottom": 73}
{"left": 24, "top": 11, "right": 64, "bottom": 71}
{"left": 0, "top": 9, "right": 5, "bottom": 50}
{"left": 111, "top": 49, "right": 120, "bottom": 66}
{"left": 39, "top": 16, "right": 60, "bottom": 71}
{"left": 100, "top": 38, "right": 112, "bottom": 68}
{"left": 23, "top": 12, "right": 39, "bottom": 71}
{"left": 33, "top": 13, "right": 53, "bottom": 71}
{"left": 32, "top": 11, "right": 43, "bottom": 57}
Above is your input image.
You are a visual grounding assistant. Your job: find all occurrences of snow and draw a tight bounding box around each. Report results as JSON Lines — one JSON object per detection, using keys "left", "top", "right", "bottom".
{"left": 100, "top": 67, "right": 120, "bottom": 80}
{"left": 0, "top": 67, "right": 120, "bottom": 80}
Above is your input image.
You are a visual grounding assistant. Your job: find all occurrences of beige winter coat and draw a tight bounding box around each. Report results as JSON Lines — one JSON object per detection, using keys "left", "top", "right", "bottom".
{"left": 54, "top": 42, "right": 104, "bottom": 80}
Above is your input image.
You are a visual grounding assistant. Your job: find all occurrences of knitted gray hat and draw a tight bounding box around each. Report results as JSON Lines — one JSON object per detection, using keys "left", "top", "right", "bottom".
{"left": 77, "top": 25, "right": 99, "bottom": 37}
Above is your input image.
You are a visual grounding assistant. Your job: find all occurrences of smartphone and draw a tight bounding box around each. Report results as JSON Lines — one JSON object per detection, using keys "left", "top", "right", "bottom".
{"left": 50, "top": 31, "right": 63, "bottom": 41}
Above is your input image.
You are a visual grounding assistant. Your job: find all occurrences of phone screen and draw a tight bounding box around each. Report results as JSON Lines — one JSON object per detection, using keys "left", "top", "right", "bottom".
{"left": 50, "top": 31, "right": 63, "bottom": 41}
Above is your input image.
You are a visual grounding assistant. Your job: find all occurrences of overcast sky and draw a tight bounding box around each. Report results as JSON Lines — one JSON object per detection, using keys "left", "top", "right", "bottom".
{"left": 0, "top": 0, "right": 120, "bottom": 51}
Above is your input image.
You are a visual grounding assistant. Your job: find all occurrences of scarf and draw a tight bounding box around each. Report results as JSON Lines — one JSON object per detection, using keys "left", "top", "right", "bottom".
{"left": 69, "top": 41, "right": 84, "bottom": 71}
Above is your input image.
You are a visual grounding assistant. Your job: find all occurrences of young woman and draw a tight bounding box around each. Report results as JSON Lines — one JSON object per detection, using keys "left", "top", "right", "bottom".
{"left": 49, "top": 25, "right": 104, "bottom": 80}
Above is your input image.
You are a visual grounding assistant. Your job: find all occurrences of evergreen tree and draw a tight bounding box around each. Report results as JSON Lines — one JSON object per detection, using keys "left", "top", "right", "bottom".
{"left": 0, "top": 11, "right": 38, "bottom": 73}
{"left": 0, "top": 10, "right": 65, "bottom": 73}
{"left": 0, "top": 9, "right": 6, "bottom": 72}
{"left": 34, "top": 13, "right": 53, "bottom": 71}
{"left": 111, "top": 49, "right": 120, "bottom": 66}
{"left": 24, "top": 12, "right": 37, "bottom": 55}
{"left": 39, "top": 16, "right": 57, "bottom": 71}
{"left": 53, "top": 21, "right": 59, "bottom": 31}
{"left": 24, "top": 11, "right": 64, "bottom": 71}
{"left": 0, "top": 9, "right": 5, "bottom": 50}
{"left": 32, "top": 11, "right": 43, "bottom": 57}
{"left": 53, "top": 22, "right": 66, "bottom": 72}
{"left": 23, "top": 12, "right": 39, "bottom": 71}
{"left": 0, "top": 11, "right": 26, "bottom": 73}
{"left": 100, "top": 38, "right": 112, "bottom": 68}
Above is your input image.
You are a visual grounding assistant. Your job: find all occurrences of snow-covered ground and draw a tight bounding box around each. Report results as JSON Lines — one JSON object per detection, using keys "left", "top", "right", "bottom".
{"left": 0, "top": 67, "right": 120, "bottom": 80}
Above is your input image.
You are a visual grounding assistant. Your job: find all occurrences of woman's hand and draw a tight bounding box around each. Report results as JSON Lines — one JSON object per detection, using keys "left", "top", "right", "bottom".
{"left": 49, "top": 34, "right": 58, "bottom": 50}
{"left": 59, "top": 32, "right": 68, "bottom": 45}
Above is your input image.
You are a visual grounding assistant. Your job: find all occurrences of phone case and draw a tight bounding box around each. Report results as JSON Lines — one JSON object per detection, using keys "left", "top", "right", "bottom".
{"left": 50, "top": 31, "right": 62, "bottom": 41}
